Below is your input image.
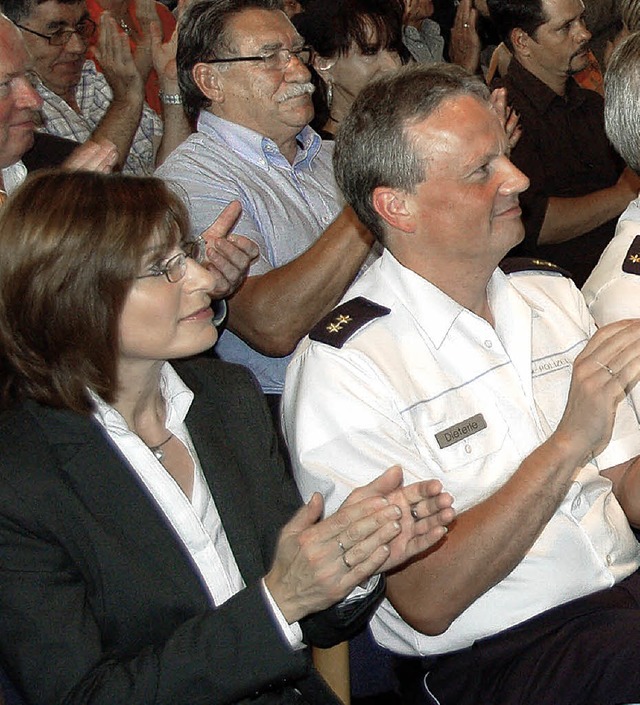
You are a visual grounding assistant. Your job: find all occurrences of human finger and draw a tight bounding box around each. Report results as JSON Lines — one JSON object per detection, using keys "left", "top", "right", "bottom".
{"left": 594, "top": 326, "right": 640, "bottom": 394}
{"left": 92, "top": 13, "right": 113, "bottom": 65}
{"left": 555, "top": 321, "right": 640, "bottom": 458}
{"left": 505, "top": 111, "right": 522, "bottom": 149}
{"left": 400, "top": 478, "right": 446, "bottom": 505}
{"left": 64, "top": 139, "right": 118, "bottom": 172}
{"left": 409, "top": 500, "right": 456, "bottom": 534}
{"left": 489, "top": 87, "right": 507, "bottom": 123}
{"left": 334, "top": 506, "right": 403, "bottom": 573}
{"left": 409, "top": 492, "right": 456, "bottom": 534}
{"left": 581, "top": 321, "right": 640, "bottom": 380}
{"left": 282, "top": 492, "right": 325, "bottom": 538}
{"left": 343, "top": 465, "right": 404, "bottom": 506}
{"left": 202, "top": 201, "right": 243, "bottom": 243}
{"left": 454, "top": 0, "right": 472, "bottom": 27}
{"left": 207, "top": 235, "right": 258, "bottom": 271}
{"left": 134, "top": 0, "right": 158, "bottom": 26}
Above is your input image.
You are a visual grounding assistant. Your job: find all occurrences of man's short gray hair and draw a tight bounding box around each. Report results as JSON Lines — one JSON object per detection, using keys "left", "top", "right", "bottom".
{"left": 333, "top": 63, "right": 490, "bottom": 243}
{"left": 621, "top": 0, "right": 640, "bottom": 32}
{"left": 605, "top": 31, "right": 640, "bottom": 174}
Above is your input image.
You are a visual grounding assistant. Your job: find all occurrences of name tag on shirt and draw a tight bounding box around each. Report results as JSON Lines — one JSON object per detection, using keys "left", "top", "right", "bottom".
{"left": 435, "top": 414, "right": 487, "bottom": 449}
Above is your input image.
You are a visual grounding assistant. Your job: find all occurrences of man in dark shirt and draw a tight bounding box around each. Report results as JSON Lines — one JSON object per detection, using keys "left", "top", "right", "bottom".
{"left": 488, "top": 0, "right": 640, "bottom": 286}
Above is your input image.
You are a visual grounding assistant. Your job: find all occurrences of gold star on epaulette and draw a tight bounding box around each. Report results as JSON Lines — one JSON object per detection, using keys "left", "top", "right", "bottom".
{"left": 623, "top": 236, "right": 640, "bottom": 276}
{"left": 310, "top": 297, "right": 391, "bottom": 348}
{"left": 326, "top": 314, "right": 353, "bottom": 334}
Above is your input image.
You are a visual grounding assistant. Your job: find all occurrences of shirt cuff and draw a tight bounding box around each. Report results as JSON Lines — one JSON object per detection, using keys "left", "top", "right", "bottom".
{"left": 260, "top": 579, "right": 305, "bottom": 651}
{"left": 344, "top": 573, "right": 380, "bottom": 602}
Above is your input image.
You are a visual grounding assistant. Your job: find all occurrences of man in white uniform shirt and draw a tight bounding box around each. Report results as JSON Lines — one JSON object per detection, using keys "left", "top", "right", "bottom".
{"left": 283, "top": 63, "right": 640, "bottom": 705}
{"left": 584, "top": 31, "right": 640, "bottom": 421}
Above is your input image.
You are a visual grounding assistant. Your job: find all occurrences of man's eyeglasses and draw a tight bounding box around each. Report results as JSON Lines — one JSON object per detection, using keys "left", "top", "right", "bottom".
{"left": 205, "top": 46, "right": 312, "bottom": 72}
{"left": 136, "top": 237, "right": 207, "bottom": 284}
{"left": 16, "top": 19, "right": 97, "bottom": 46}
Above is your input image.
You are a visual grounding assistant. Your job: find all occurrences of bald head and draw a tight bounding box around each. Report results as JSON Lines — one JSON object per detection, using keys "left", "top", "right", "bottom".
{"left": 0, "top": 15, "right": 42, "bottom": 169}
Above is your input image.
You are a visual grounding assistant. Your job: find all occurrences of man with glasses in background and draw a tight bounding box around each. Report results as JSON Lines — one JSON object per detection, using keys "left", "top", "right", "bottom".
{"left": 157, "top": 0, "right": 377, "bottom": 416}
{"left": 1, "top": 0, "right": 190, "bottom": 174}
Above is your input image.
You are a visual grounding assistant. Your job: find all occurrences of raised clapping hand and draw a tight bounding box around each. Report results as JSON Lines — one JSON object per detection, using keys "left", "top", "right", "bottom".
{"left": 132, "top": 0, "right": 159, "bottom": 82}
{"left": 489, "top": 87, "right": 522, "bottom": 150}
{"left": 554, "top": 320, "right": 640, "bottom": 465}
{"left": 149, "top": 13, "right": 176, "bottom": 85}
{"left": 62, "top": 139, "right": 119, "bottom": 173}
{"left": 265, "top": 465, "right": 455, "bottom": 624}
{"left": 201, "top": 201, "right": 259, "bottom": 300}
{"left": 94, "top": 12, "right": 144, "bottom": 101}
{"left": 449, "top": 0, "right": 481, "bottom": 74}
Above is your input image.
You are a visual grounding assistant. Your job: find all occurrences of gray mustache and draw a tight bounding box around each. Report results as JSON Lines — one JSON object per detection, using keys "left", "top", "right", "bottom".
{"left": 276, "top": 82, "right": 315, "bottom": 102}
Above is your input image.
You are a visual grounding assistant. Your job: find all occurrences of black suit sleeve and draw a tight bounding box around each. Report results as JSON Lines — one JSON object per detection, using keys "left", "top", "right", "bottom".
{"left": 0, "top": 359, "right": 382, "bottom": 705}
{"left": 0, "top": 420, "right": 314, "bottom": 705}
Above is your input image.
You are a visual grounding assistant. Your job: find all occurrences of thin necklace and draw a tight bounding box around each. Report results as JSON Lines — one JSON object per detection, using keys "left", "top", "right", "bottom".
{"left": 147, "top": 433, "right": 173, "bottom": 464}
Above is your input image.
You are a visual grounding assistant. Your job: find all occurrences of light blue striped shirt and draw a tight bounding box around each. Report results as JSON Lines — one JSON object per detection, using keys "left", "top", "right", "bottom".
{"left": 157, "top": 111, "right": 342, "bottom": 394}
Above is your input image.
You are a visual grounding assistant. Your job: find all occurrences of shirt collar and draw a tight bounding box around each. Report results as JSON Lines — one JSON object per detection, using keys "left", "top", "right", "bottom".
{"left": 197, "top": 111, "right": 322, "bottom": 168}
{"left": 380, "top": 250, "right": 542, "bottom": 348}
{"left": 508, "top": 59, "right": 586, "bottom": 115}
{"left": 1, "top": 161, "right": 27, "bottom": 194}
{"left": 90, "top": 362, "right": 194, "bottom": 432}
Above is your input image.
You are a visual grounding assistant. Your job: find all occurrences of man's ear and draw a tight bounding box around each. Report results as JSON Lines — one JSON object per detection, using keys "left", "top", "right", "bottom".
{"left": 193, "top": 63, "right": 224, "bottom": 104}
{"left": 372, "top": 187, "right": 416, "bottom": 234}
{"left": 510, "top": 27, "right": 532, "bottom": 58}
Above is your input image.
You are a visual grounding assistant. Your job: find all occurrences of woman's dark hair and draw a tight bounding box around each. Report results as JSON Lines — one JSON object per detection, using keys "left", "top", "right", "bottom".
{"left": 293, "top": 0, "right": 407, "bottom": 132}
{"left": 0, "top": 172, "right": 190, "bottom": 413}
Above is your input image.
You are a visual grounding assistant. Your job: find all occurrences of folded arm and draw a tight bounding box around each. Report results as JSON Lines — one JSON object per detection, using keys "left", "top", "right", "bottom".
{"left": 539, "top": 168, "right": 640, "bottom": 245}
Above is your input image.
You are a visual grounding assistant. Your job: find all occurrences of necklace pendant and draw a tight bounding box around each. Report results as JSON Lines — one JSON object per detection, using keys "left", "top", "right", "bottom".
{"left": 152, "top": 447, "right": 166, "bottom": 463}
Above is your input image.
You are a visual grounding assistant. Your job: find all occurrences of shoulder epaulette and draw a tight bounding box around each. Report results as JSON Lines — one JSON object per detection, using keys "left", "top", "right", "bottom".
{"left": 309, "top": 297, "right": 390, "bottom": 349}
{"left": 499, "top": 257, "right": 572, "bottom": 279}
{"left": 622, "top": 235, "right": 640, "bottom": 275}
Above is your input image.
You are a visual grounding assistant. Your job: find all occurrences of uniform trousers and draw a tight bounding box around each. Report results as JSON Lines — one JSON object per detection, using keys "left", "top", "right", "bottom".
{"left": 394, "top": 569, "right": 640, "bottom": 705}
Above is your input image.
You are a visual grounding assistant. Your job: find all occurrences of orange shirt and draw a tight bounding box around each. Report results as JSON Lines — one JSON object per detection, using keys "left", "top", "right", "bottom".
{"left": 574, "top": 50, "right": 604, "bottom": 96}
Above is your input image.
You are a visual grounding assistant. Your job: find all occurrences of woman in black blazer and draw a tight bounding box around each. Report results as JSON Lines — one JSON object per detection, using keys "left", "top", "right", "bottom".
{"left": 0, "top": 172, "right": 454, "bottom": 705}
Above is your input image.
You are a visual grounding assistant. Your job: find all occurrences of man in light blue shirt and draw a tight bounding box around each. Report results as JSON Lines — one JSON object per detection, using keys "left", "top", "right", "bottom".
{"left": 156, "top": 0, "right": 375, "bottom": 397}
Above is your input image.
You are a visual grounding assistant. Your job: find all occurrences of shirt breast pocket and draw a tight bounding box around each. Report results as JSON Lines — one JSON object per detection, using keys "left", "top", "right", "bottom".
{"left": 405, "top": 400, "right": 512, "bottom": 504}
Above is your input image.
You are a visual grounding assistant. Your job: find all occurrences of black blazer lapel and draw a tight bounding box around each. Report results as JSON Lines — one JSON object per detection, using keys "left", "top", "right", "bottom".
{"left": 29, "top": 401, "right": 212, "bottom": 606}
{"left": 184, "top": 389, "right": 267, "bottom": 586}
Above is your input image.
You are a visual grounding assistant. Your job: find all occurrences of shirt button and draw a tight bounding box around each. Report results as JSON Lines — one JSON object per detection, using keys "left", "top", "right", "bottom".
{"left": 606, "top": 554, "right": 613, "bottom": 566}
{"left": 465, "top": 444, "right": 472, "bottom": 454}
{"left": 484, "top": 340, "right": 493, "bottom": 348}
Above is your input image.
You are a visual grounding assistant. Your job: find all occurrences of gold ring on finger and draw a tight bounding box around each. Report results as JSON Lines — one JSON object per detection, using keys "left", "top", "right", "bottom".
{"left": 595, "top": 360, "right": 616, "bottom": 377}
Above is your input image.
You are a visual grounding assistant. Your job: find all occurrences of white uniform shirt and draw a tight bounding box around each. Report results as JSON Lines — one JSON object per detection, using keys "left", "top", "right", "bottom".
{"left": 283, "top": 250, "right": 640, "bottom": 656}
{"left": 583, "top": 197, "right": 640, "bottom": 415}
